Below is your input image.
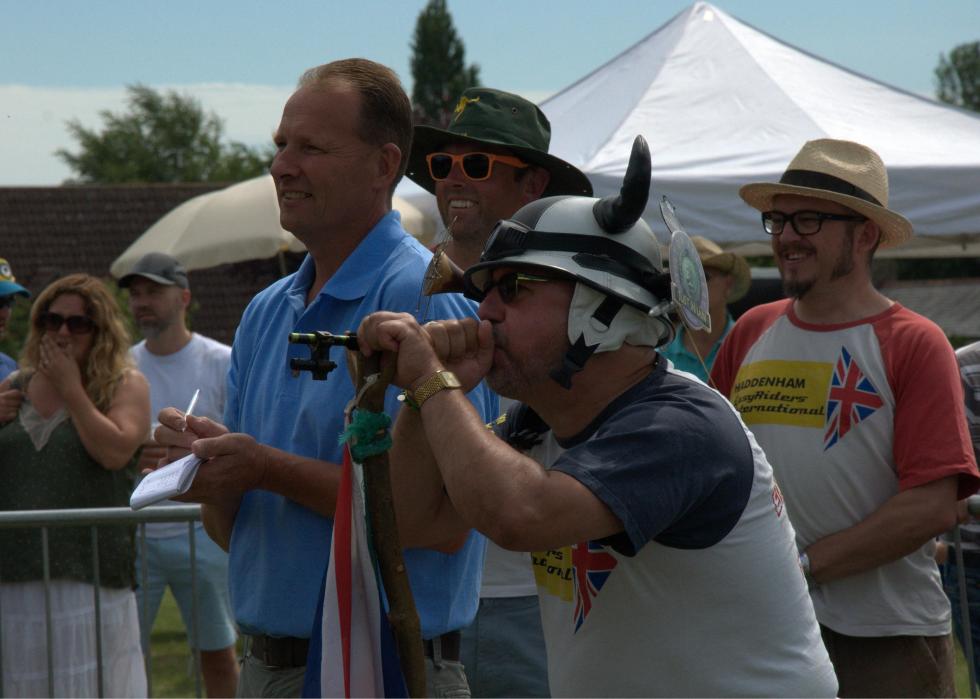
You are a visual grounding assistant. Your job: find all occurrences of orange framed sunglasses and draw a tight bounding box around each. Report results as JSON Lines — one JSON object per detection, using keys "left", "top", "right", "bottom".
{"left": 426, "top": 152, "right": 529, "bottom": 181}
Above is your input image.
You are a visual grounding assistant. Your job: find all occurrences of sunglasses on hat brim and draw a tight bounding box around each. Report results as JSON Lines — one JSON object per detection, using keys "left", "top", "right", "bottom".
{"left": 426, "top": 152, "right": 529, "bottom": 182}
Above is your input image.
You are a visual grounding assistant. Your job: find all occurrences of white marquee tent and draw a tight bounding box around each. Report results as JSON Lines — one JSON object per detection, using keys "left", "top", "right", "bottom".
{"left": 540, "top": 2, "right": 980, "bottom": 258}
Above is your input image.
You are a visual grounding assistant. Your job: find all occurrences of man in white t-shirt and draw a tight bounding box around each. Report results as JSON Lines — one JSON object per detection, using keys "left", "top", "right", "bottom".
{"left": 359, "top": 139, "right": 837, "bottom": 697}
{"left": 120, "top": 252, "right": 239, "bottom": 698}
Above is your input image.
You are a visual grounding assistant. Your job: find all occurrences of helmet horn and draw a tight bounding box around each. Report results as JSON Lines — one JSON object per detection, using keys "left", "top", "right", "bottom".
{"left": 592, "top": 135, "right": 651, "bottom": 234}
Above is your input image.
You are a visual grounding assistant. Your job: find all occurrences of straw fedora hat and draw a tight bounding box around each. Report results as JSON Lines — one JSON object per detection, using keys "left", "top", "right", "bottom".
{"left": 690, "top": 236, "right": 751, "bottom": 304}
{"left": 739, "top": 139, "right": 912, "bottom": 249}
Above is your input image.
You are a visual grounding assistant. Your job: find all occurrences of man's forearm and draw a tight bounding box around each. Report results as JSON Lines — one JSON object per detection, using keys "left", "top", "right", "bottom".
{"left": 806, "top": 475, "right": 959, "bottom": 584}
{"left": 255, "top": 445, "right": 342, "bottom": 518}
{"left": 201, "top": 498, "right": 240, "bottom": 552}
{"left": 389, "top": 403, "right": 469, "bottom": 548}
{"left": 418, "top": 389, "right": 558, "bottom": 546}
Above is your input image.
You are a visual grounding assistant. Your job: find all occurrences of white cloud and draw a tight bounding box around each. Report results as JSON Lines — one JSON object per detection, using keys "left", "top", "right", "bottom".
{"left": 0, "top": 83, "right": 292, "bottom": 185}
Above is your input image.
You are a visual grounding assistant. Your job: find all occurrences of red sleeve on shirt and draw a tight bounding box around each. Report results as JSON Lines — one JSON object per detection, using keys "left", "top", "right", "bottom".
{"left": 877, "top": 306, "right": 980, "bottom": 498}
{"left": 711, "top": 300, "right": 791, "bottom": 398}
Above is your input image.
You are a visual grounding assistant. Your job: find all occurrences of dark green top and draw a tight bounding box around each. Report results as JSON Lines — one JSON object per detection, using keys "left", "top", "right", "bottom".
{"left": 0, "top": 403, "right": 137, "bottom": 588}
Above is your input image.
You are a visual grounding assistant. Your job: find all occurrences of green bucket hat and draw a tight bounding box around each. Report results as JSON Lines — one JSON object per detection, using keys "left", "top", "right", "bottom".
{"left": 406, "top": 88, "right": 593, "bottom": 198}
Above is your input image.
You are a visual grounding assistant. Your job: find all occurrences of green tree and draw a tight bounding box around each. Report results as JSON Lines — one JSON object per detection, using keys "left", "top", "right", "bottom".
{"left": 0, "top": 299, "right": 31, "bottom": 361}
{"left": 57, "top": 85, "right": 273, "bottom": 183}
{"left": 935, "top": 41, "right": 980, "bottom": 112}
{"left": 409, "top": 0, "right": 481, "bottom": 126}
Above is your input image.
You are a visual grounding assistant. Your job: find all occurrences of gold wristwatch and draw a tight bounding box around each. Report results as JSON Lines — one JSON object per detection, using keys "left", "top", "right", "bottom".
{"left": 410, "top": 370, "right": 462, "bottom": 409}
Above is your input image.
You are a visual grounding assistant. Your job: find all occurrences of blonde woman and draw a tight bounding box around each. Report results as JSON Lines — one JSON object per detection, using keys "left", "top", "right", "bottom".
{"left": 0, "top": 274, "right": 150, "bottom": 698}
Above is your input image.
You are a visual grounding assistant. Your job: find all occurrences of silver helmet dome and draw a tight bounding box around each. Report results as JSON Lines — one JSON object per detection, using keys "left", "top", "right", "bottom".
{"left": 464, "top": 136, "right": 674, "bottom": 388}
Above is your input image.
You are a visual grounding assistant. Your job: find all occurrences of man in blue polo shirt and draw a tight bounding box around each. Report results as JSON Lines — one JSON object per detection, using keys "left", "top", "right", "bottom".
{"left": 155, "top": 59, "right": 495, "bottom": 698}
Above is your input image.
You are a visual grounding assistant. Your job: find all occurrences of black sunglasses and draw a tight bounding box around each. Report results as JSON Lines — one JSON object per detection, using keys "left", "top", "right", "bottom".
{"left": 36, "top": 312, "right": 95, "bottom": 335}
{"left": 426, "top": 152, "right": 529, "bottom": 182}
{"left": 0, "top": 297, "right": 16, "bottom": 310}
{"left": 762, "top": 210, "right": 866, "bottom": 237}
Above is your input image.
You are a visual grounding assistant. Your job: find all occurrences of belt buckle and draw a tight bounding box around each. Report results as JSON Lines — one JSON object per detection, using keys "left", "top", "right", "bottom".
{"left": 424, "top": 630, "right": 461, "bottom": 662}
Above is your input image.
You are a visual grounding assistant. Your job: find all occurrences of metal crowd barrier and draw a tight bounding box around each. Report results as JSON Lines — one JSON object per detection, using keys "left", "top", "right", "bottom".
{"left": 0, "top": 505, "right": 204, "bottom": 698}
{"left": 956, "top": 495, "right": 980, "bottom": 699}
{"left": 5, "top": 499, "right": 980, "bottom": 697}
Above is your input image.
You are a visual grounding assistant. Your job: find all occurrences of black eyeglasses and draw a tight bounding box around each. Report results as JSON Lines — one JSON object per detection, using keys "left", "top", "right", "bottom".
{"left": 762, "top": 210, "right": 866, "bottom": 236}
{"left": 426, "top": 152, "right": 529, "bottom": 182}
{"left": 479, "top": 272, "right": 556, "bottom": 304}
{"left": 0, "top": 297, "right": 16, "bottom": 310}
{"left": 36, "top": 312, "right": 95, "bottom": 335}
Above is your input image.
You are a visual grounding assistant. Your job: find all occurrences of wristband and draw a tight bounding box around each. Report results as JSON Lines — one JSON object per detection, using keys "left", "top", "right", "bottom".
{"left": 398, "top": 390, "right": 421, "bottom": 412}
{"left": 799, "top": 550, "right": 816, "bottom": 587}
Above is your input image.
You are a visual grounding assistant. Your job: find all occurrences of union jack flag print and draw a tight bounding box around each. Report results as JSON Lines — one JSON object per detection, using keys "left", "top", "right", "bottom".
{"left": 571, "top": 541, "right": 618, "bottom": 632}
{"left": 824, "top": 346, "right": 883, "bottom": 450}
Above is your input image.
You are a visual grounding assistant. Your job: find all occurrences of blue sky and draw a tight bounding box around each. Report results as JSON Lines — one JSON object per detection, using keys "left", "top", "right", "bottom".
{"left": 2, "top": 0, "right": 977, "bottom": 184}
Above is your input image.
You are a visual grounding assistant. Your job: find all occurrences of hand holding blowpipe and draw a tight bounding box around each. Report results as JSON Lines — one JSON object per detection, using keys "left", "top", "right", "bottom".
{"left": 343, "top": 348, "right": 426, "bottom": 697}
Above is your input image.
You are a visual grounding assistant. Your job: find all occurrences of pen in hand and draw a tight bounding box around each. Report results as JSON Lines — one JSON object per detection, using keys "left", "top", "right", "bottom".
{"left": 182, "top": 389, "right": 201, "bottom": 432}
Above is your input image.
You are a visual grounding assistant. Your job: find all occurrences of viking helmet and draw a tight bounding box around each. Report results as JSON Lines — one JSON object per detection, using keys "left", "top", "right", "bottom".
{"left": 464, "top": 136, "right": 674, "bottom": 388}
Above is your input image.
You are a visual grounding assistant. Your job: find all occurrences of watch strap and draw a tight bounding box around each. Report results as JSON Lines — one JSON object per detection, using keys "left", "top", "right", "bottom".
{"left": 410, "top": 370, "right": 462, "bottom": 409}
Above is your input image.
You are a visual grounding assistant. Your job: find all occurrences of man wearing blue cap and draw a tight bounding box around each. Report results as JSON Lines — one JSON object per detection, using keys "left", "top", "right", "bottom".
{"left": 0, "top": 257, "right": 30, "bottom": 384}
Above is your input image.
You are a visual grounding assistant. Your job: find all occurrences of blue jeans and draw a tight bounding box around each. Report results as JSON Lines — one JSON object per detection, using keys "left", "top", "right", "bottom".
{"left": 942, "top": 553, "right": 980, "bottom": 682}
{"left": 460, "top": 596, "right": 550, "bottom": 698}
{"left": 135, "top": 526, "right": 238, "bottom": 651}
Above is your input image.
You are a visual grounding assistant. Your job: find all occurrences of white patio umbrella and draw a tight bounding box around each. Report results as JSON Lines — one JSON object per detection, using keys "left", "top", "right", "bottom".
{"left": 110, "top": 175, "right": 435, "bottom": 277}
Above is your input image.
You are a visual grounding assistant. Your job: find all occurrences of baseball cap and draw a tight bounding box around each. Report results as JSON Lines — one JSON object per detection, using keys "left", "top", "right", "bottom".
{"left": 118, "top": 252, "right": 189, "bottom": 289}
{"left": 0, "top": 258, "right": 30, "bottom": 298}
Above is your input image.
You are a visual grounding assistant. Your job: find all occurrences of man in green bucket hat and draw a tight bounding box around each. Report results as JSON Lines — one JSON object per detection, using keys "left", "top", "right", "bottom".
{"left": 407, "top": 88, "right": 591, "bottom": 697}
{"left": 407, "top": 88, "right": 592, "bottom": 272}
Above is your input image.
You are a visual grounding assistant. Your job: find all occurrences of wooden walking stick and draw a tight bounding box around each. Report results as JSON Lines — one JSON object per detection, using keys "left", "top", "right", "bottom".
{"left": 346, "top": 348, "right": 426, "bottom": 698}
{"left": 288, "top": 331, "right": 426, "bottom": 697}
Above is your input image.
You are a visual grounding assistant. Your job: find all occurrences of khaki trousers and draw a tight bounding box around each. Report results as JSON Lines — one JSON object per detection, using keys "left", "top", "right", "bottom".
{"left": 821, "top": 625, "right": 955, "bottom": 698}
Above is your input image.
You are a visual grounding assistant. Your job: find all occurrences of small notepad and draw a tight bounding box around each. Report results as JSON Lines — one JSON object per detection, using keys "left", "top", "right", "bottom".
{"left": 130, "top": 453, "right": 203, "bottom": 510}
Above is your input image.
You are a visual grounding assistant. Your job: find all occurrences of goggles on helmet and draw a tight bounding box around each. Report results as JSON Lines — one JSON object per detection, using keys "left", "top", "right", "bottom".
{"left": 464, "top": 218, "right": 669, "bottom": 305}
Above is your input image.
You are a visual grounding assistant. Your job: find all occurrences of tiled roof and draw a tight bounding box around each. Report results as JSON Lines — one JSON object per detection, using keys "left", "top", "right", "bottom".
{"left": 0, "top": 184, "right": 300, "bottom": 345}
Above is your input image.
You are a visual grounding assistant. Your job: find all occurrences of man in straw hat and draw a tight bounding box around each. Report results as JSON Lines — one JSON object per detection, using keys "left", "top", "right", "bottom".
{"left": 712, "top": 138, "right": 979, "bottom": 697}
{"left": 659, "top": 236, "right": 750, "bottom": 382}
{"left": 406, "top": 87, "right": 592, "bottom": 697}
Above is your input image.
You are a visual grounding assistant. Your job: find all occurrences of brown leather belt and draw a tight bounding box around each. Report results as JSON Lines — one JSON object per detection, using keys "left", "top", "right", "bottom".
{"left": 247, "top": 634, "right": 310, "bottom": 668}
{"left": 423, "top": 630, "right": 461, "bottom": 662}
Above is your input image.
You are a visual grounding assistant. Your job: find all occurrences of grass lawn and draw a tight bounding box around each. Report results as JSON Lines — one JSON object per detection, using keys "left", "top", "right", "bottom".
{"left": 146, "top": 589, "right": 204, "bottom": 698}
{"left": 957, "top": 640, "right": 978, "bottom": 698}
{"left": 144, "top": 588, "right": 977, "bottom": 697}
{"left": 147, "top": 590, "right": 246, "bottom": 698}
